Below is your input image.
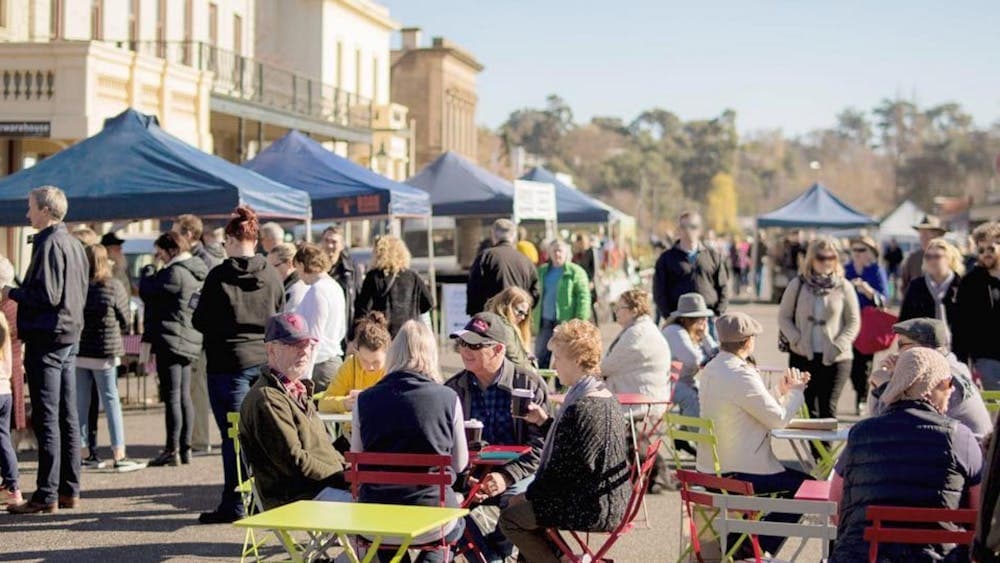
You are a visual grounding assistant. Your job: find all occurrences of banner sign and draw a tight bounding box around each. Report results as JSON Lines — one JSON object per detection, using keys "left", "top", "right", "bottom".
{"left": 513, "top": 180, "right": 557, "bottom": 223}
{"left": 0, "top": 122, "right": 51, "bottom": 137}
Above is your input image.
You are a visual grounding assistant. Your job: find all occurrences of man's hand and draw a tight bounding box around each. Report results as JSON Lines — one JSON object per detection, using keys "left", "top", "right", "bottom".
{"left": 523, "top": 403, "right": 549, "bottom": 426}
{"left": 779, "top": 367, "right": 810, "bottom": 395}
{"left": 471, "top": 472, "right": 508, "bottom": 503}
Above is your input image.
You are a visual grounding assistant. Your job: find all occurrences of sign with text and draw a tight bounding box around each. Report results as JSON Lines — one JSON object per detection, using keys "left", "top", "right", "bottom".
{"left": 439, "top": 283, "right": 470, "bottom": 341}
{"left": 513, "top": 180, "right": 557, "bottom": 223}
{"left": 0, "top": 122, "right": 51, "bottom": 138}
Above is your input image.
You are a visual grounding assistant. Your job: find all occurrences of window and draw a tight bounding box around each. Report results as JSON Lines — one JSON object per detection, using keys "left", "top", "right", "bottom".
{"left": 128, "top": 0, "right": 139, "bottom": 47}
{"left": 208, "top": 4, "right": 218, "bottom": 46}
{"left": 233, "top": 14, "right": 243, "bottom": 55}
{"left": 90, "top": 1, "right": 103, "bottom": 40}
{"left": 50, "top": 0, "right": 63, "bottom": 39}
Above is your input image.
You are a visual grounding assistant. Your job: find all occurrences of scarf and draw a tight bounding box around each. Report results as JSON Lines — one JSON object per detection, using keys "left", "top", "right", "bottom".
{"left": 925, "top": 272, "right": 955, "bottom": 323}
{"left": 272, "top": 368, "right": 309, "bottom": 413}
{"left": 537, "top": 374, "right": 605, "bottom": 473}
{"left": 803, "top": 272, "right": 839, "bottom": 296}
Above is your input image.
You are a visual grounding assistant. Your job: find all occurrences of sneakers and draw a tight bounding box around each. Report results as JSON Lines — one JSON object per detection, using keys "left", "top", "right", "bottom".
{"left": 81, "top": 454, "right": 107, "bottom": 470}
{"left": 113, "top": 458, "right": 146, "bottom": 473}
{"left": 0, "top": 488, "right": 22, "bottom": 505}
{"left": 147, "top": 450, "right": 181, "bottom": 467}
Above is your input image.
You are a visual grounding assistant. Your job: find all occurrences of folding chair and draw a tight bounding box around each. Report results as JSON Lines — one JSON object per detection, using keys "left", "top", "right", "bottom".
{"left": 345, "top": 451, "right": 459, "bottom": 562}
{"left": 981, "top": 390, "right": 1000, "bottom": 415}
{"left": 863, "top": 505, "right": 977, "bottom": 563}
{"left": 794, "top": 406, "right": 842, "bottom": 479}
{"left": 675, "top": 469, "right": 757, "bottom": 563}
{"left": 543, "top": 440, "right": 662, "bottom": 563}
{"left": 663, "top": 413, "right": 721, "bottom": 475}
{"left": 714, "top": 494, "right": 838, "bottom": 562}
{"left": 227, "top": 412, "right": 271, "bottom": 562}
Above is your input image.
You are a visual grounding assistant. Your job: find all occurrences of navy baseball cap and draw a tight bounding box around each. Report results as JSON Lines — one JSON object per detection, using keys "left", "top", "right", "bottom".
{"left": 265, "top": 313, "right": 316, "bottom": 345}
{"left": 450, "top": 312, "right": 508, "bottom": 346}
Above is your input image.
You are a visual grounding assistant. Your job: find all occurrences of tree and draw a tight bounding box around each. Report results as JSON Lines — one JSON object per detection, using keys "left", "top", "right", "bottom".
{"left": 704, "top": 172, "right": 739, "bottom": 234}
{"left": 835, "top": 107, "right": 873, "bottom": 147}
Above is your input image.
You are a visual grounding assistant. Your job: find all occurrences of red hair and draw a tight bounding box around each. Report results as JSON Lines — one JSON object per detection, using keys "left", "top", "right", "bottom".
{"left": 224, "top": 205, "right": 259, "bottom": 242}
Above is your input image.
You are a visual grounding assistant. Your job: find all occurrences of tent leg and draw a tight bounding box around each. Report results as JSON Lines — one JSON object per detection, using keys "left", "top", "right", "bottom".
{"left": 304, "top": 214, "right": 313, "bottom": 243}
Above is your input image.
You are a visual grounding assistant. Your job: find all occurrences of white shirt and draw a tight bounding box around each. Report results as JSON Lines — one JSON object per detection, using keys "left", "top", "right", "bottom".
{"left": 295, "top": 274, "right": 346, "bottom": 367}
{"left": 697, "top": 351, "right": 804, "bottom": 475}
{"left": 283, "top": 279, "right": 309, "bottom": 313}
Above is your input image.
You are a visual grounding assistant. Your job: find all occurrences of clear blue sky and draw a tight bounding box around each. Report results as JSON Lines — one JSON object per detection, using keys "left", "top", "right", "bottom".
{"left": 381, "top": 0, "right": 1000, "bottom": 135}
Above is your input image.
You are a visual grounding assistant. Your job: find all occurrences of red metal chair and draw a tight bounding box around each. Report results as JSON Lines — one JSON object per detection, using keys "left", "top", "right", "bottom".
{"left": 674, "top": 469, "right": 759, "bottom": 563}
{"left": 863, "top": 505, "right": 977, "bottom": 563}
{"left": 542, "top": 439, "right": 662, "bottom": 562}
{"left": 344, "top": 451, "right": 459, "bottom": 562}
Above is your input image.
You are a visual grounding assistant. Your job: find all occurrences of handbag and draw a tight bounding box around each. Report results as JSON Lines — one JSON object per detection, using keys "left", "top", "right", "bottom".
{"left": 854, "top": 306, "right": 898, "bottom": 355}
{"left": 778, "top": 275, "right": 803, "bottom": 353}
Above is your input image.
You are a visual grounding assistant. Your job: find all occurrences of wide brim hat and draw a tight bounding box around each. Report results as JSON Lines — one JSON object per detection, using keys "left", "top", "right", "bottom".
{"left": 913, "top": 214, "right": 947, "bottom": 233}
{"left": 851, "top": 235, "right": 880, "bottom": 258}
{"left": 667, "top": 292, "right": 715, "bottom": 324}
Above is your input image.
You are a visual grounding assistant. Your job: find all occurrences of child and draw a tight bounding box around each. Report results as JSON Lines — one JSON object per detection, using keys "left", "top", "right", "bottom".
{"left": 0, "top": 311, "right": 21, "bottom": 504}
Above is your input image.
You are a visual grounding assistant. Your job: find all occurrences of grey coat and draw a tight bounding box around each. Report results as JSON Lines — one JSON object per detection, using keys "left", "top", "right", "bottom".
{"left": 778, "top": 276, "right": 860, "bottom": 365}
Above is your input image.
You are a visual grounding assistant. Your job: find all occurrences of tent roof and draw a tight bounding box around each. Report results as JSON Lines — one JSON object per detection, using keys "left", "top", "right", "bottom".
{"left": 407, "top": 151, "right": 515, "bottom": 217}
{"left": 0, "top": 109, "right": 311, "bottom": 225}
{"left": 757, "top": 183, "right": 877, "bottom": 229}
{"left": 244, "top": 130, "right": 430, "bottom": 219}
{"left": 520, "top": 166, "right": 617, "bottom": 224}
{"left": 877, "top": 200, "right": 925, "bottom": 240}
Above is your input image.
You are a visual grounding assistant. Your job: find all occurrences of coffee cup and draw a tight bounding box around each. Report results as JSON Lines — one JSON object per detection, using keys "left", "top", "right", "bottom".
{"left": 465, "top": 419, "right": 484, "bottom": 446}
{"left": 511, "top": 388, "right": 534, "bottom": 418}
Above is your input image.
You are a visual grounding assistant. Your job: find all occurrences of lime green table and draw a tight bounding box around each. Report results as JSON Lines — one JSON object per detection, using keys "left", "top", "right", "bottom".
{"left": 234, "top": 500, "right": 468, "bottom": 563}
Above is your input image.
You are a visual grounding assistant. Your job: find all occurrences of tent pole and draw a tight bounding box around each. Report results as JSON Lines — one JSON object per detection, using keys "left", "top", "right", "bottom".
{"left": 750, "top": 219, "right": 759, "bottom": 302}
{"left": 304, "top": 207, "right": 313, "bottom": 243}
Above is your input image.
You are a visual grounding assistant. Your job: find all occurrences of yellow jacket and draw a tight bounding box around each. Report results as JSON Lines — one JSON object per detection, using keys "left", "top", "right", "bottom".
{"left": 317, "top": 354, "right": 386, "bottom": 413}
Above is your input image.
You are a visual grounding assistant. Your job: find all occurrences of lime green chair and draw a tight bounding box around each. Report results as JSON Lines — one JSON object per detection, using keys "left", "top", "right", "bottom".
{"left": 663, "top": 412, "right": 721, "bottom": 476}
{"left": 795, "top": 406, "right": 842, "bottom": 479}
{"left": 228, "top": 412, "right": 270, "bottom": 562}
{"left": 981, "top": 390, "right": 1000, "bottom": 416}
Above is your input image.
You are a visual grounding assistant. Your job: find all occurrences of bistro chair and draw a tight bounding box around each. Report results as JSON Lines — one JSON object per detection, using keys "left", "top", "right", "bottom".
{"left": 980, "top": 390, "right": 1000, "bottom": 415}
{"left": 714, "top": 494, "right": 838, "bottom": 562}
{"left": 863, "top": 505, "right": 976, "bottom": 563}
{"left": 664, "top": 413, "right": 721, "bottom": 475}
{"left": 227, "top": 412, "right": 272, "bottom": 562}
{"left": 675, "top": 469, "right": 758, "bottom": 563}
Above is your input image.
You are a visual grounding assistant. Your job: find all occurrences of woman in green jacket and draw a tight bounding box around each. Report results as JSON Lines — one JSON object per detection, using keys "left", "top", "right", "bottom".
{"left": 533, "top": 240, "right": 591, "bottom": 368}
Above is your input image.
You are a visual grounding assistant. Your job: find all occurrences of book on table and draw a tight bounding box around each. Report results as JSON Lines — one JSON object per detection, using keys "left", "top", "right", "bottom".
{"left": 786, "top": 418, "right": 838, "bottom": 431}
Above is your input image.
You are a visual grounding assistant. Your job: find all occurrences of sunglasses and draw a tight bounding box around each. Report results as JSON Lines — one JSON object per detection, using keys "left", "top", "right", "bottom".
{"left": 815, "top": 254, "right": 838, "bottom": 262}
{"left": 923, "top": 252, "right": 945, "bottom": 260}
{"left": 514, "top": 308, "right": 530, "bottom": 319}
{"left": 457, "top": 340, "right": 490, "bottom": 351}
{"left": 681, "top": 223, "right": 702, "bottom": 231}
{"left": 851, "top": 247, "right": 869, "bottom": 254}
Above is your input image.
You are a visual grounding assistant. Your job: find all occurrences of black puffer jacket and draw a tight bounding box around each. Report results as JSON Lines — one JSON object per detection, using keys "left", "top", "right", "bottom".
{"left": 78, "top": 279, "right": 130, "bottom": 360}
{"left": 354, "top": 268, "right": 432, "bottom": 336}
{"left": 140, "top": 255, "right": 209, "bottom": 361}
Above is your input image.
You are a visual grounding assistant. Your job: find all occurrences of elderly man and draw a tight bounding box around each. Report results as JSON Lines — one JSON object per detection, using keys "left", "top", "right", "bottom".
{"left": 868, "top": 318, "right": 993, "bottom": 440}
{"left": 444, "top": 312, "right": 548, "bottom": 562}
{"left": 533, "top": 240, "right": 590, "bottom": 368}
{"left": 239, "top": 312, "right": 349, "bottom": 510}
{"left": 3, "top": 186, "right": 88, "bottom": 514}
{"left": 901, "top": 214, "right": 948, "bottom": 295}
{"left": 653, "top": 211, "right": 730, "bottom": 329}
{"left": 100, "top": 231, "right": 134, "bottom": 296}
{"left": 467, "top": 219, "right": 540, "bottom": 316}
{"left": 259, "top": 222, "right": 285, "bottom": 255}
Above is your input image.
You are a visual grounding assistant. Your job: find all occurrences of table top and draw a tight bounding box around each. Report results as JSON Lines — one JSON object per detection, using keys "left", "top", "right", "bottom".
{"left": 549, "top": 392, "right": 670, "bottom": 406}
{"left": 794, "top": 479, "right": 833, "bottom": 501}
{"left": 470, "top": 445, "right": 532, "bottom": 467}
{"left": 771, "top": 427, "right": 850, "bottom": 441}
{"left": 317, "top": 413, "right": 353, "bottom": 423}
{"left": 234, "top": 500, "right": 468, "bottom": 538}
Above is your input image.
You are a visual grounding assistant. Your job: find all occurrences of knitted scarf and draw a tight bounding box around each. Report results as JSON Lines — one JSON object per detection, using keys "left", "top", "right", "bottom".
{"left": 537, "top": 375, "right": 605, "bottom": 473}
{"left": 803, "top": 272, "right": 840, "bottom": 296}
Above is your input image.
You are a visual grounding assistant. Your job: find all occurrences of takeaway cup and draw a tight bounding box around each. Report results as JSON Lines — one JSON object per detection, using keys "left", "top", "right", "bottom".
{"left": 511, "top": 388, "right": 534, "bottom": 418}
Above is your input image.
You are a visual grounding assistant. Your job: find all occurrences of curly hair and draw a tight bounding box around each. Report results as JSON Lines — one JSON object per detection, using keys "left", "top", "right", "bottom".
{"left": 972, "top": 221, "right": 1000, "bottom": 244}
{"left": 617, "top": 288, "right": 652, "bottom": 318}
{"left": 224, "top": 205, "right": 259, "bottom": 242}
{"left": 549, "top": 319, "right": 603, "bottom": 373}
{"left": 293, "top": 243, "right": 332, "bottom": 274}
{"left": 354, "top": 311, "right": 391, "bottom": 351}
{"left": 924, "top": 238, "right": 965, "bottom": 277}
{"left": 372, "top": 235, "right": 411, "bottom": 275}
{"left": 485, "top": 287, "right": 533, "bottom": 349}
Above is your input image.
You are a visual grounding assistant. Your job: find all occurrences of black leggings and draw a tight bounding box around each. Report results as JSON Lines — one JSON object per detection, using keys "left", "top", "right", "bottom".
{"left": 157, "top": 351, "right": 193, "bottom": 452}
{"left": 850, "top": 349, "right": 874, "bottom": 407}
{"left": 788, "top": 353, "right": 850, "bottom": 419}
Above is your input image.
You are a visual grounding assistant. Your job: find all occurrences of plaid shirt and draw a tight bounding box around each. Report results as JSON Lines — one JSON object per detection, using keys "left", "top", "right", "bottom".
{"left": 467, "top": 372, "right": 516, "bottom": 446}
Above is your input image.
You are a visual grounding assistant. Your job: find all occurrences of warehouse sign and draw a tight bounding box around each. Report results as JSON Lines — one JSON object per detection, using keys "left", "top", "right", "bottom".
{"left": 0, "top": 121, "right": 51, "bottom": 137}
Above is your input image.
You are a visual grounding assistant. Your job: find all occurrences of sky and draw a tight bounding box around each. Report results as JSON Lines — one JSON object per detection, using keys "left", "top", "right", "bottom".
{"left": 381, "top": 0, "right": 1000, "bottom": 136}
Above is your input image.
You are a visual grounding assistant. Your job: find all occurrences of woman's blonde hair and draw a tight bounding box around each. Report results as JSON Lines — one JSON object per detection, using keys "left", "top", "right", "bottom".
{"left": 548, "top": 319, "right": 603, "bottom": 373}
{"left": 924, "top": 237, "right": 965, "bottom": 277}
{"left": 385, "top": 320, "right": 440, "bottom": 382}
{"left": 372, "top": 235, "right": 411, "bottom": 275}
{"left": 617, "top": 288, "right": 652, "bottom": 318}
{"left": 802, "top": 236, "right": 845, "bottom": 278}
{"left": 485, "top": 287, "right": 533, "bottom": 349}
{"left": 86, "top": 244, "right": 113, "bottom": 284}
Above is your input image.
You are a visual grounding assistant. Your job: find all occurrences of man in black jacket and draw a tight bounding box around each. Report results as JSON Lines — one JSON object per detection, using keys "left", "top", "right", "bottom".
{"left": 466, "top": 219, "right": 540, "bottom": 315}
{"left": 653, "top": 211, "right": 729, "bottom": 326}
{"left": 321, "top": 226, "right": 357, "bottom": 341}
{"left": 3, "top": 186, "right": 88, "bottom": 514}
{"left": 957, "top": 221, "right": 1000, "bottom": 390}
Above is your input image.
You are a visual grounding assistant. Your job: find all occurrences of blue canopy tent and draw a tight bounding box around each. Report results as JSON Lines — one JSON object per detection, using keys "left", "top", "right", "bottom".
{"left": 407, "top": 151, "right": 515, "bottom": 217}
{"left": 0, "top": 108, "right": 311, "bottom": 225}
{"left": 520, "top": 166, "right": 618, "bottom": 224}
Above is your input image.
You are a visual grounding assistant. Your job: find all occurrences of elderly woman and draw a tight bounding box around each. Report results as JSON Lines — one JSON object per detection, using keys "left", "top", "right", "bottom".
{"left": 484, "top": 287, "right": 536, "bottom": 370}
{"left": 534, "top": 240, "right": 591, "bottom": 368}
{"left": 351, "top": 320, "right": 467, "bottom": 562}
{"left": 500, "top": 320, "right": 630, "bottom": 563}
{"left": 354, "top": 236, "right": 433, "bottom": 337}
{"left": 778, "top": 236, "right": 860, "bottom": 420}
{"left": 899, "top": 238, "right": 963, "bottom": 353}
{"left": 830, "top": 348, "right": 983, "bottom": 562}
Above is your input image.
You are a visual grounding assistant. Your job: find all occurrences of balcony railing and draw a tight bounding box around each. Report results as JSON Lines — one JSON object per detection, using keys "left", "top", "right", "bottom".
{"left": 107, "top": 40, "right": 372, "bottom": 130}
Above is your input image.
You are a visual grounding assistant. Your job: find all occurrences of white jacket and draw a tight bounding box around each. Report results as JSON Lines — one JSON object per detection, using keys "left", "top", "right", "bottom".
{"left": 697, "top": 351, "right": 803, "bottom": 475}
{"left": 601, "top": 315, "right": 672, "bottom": 418}
{"left": 296, "top": 274, "right": 346, "bottom": 365}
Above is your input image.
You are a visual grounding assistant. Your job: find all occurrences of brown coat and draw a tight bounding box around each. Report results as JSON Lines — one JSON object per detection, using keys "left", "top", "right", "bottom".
{"left": 239, "top": 368, "right": 347, "bottom": 510}
{"left": 778, "top": 276, "right": 861, "bottom": 365}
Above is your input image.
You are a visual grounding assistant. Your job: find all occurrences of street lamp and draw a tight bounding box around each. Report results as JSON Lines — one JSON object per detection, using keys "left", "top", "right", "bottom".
{"left": 371, "top": 143, "right": 389, "bottom": 176}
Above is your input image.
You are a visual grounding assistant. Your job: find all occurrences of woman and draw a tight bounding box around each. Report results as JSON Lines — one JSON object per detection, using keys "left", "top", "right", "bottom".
{"left": 294, "top": 243, "right": 346, "bottom": 393}
{"left": 778, "top": 237, "right": 860, "bottom": 420}
{"left": 0, "top": 257, "right": 25, "bottom": 468}
{"left": 350, "top": 320, "right": 467, "bottom": 562}
{"left": 354, "top": 236, "right": 432, "bottom": 337}
{"left": 193, "top": 205, "right": 285, "bottom": 524}
{"left": 899, "top": 238, "right": 963, "bottom": 351}
{"left": 77, "top": 244, "right": 141, "bottom": 472}
{"left": 534, "top": 240, "right": 592, "bottom": 368}
{"left": 140, "top": 232, "right": 208, "bottom": 467}
{"left": 499, "top": 320, "right": 630, "bottom": 563}
{"left": 484, "top": 287, "right": 535, "bottom": 370}
{"left": 845, "top": 235, "right": 890, "bottom": 413}
{"left": 663, "top": 292, "right": 718, "bottom": 420}
{"left": 0, "top": 294, "right": 20, "bottom": 504}
{"left": 267, "top": 242, "right": 308, "bottom": 313}
{"left": 830, "top": 348, "right": 982, "bottom": 562}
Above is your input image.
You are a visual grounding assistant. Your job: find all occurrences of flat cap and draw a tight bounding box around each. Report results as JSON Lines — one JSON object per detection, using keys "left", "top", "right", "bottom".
{"left": 893, "top": 318, "right": 950, "bottom": 349}
{"left": 716, "top": 312, "right": 763, "bottom": 343}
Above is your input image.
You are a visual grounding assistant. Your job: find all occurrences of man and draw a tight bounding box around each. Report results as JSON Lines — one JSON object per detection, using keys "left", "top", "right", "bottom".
{"left": 268, "top": 243, "right": 308, "bottom": 312}
{"left": 239, "top": 312, "right": 349, "bottom": 510}
{"left": 467, "top": 219, "right": 539, "bottom": 316}
{"left": 174, "top": 214, "right": 224, "bottom": 271}
{"left": 444, "top": 312, "right": 548, "bottom": 562}
{"left": 533, "top": 240, "right": 590, "bottom": 368}
{"left": 957, "top": 221, "right": 1000, "bottom": 389}
{"left": 3, "top": 186, "right": 88, "bottom": 514}
{"left": 100, "top": 231, "right": 134, "bottom": 297}
{"left": 868, "top": 318, "right": 993, "bottom": 440}
{"left": 259, "top": 222, "right": 285, "bottom": 255}
{"left": 320, "top": 226, "right": 357, "bottom": 340}
{"left": 900, "top": 214, "right": 948, "bottom": 295}
{"left": 653, "top": 211, "right": 729, "bottom": 327}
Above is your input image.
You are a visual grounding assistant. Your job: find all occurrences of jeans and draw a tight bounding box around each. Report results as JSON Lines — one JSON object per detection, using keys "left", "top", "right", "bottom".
{"left": 534, "top": 319, "right": 559, "bottom": 369}
{"left": 189, "top": 352, "right": 212, "bottom": 449}
{"left": 207, "top": 367, "right": 260, "bottom": 516}
{"left": 23, "top": 338, "right": 80, "bottom": 505}
{"left": 976, "top": 358, "right": 1000, "bottom": 391}
{"left": 75, "top": 366, "right": 126, "bottom": 449}
{"left": 87, "top": 384, "right": 98, "bottom": 452}
{"left": 0, "top": 394, "right": 18, "bottom": 492}
{"left": 157, "top": 352, "right": 193, "bottom": 452}
{"left": 790, "top": 353, "right": 850, "bottom": 420}
{"left": 724, "top": 467, "right": 811, "bottom": 555}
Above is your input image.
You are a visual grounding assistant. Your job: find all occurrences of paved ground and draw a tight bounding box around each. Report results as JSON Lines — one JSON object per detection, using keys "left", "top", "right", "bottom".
{"left": 0, "top": 302, "right": 863, "bottom": 562}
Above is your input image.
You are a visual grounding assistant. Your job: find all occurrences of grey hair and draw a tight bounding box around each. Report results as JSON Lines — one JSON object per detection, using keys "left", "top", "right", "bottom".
{"left": 268, "top": 242, "right": 297, "bottom": 265}
{"left": 260, "top": 222, "right": 285, "bottom": 242}
{"left": 548, "top": 239, "right": 569, "bottom": 254}
{"left": 492, "top": 219, "right": 517, "bottom": 244}
{"left": 384, "top": 320, "right": 440, "bottom": 383}
{"left": 31, "top": 185, "right": 68, "bottom": 221}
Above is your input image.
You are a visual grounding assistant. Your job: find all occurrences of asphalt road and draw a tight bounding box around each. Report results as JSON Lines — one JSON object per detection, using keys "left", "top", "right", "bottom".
{"left": 0, "top": 302, "right": 860, "bottom": 562}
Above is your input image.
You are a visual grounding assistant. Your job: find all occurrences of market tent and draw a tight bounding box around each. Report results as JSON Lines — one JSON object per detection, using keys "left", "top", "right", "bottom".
{"left": 877, "top": 200, "right": 925, "bottom": 247}
{"left": 0, "top": 108, "right": 311, "bottom": 225}
{"left": 757, "top": 183, "right": 877, "bottom": 229}
{"left": 407, "top": 151, "right": 514, "bottom": 217}
{"left": 244, "top": 130, "right": 430, "bottom": 219}
{"left": 520, "top": 166, "right": 617, "bottom": 224}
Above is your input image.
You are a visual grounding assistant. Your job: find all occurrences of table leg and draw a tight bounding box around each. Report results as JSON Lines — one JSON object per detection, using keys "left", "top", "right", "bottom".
{"left": 787, "top": 439, "right": 815, "bottom": 474}
{"left": 337, "top": 533, "right": 361, "bottom": 563}
{"left": 275, "top": 529, "right": 306, "bottom": 563}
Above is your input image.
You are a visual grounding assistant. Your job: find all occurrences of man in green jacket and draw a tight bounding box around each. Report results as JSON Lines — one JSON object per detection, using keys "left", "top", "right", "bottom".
{"left": 533, "top": 240, "right": 591, "bottom": 368}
